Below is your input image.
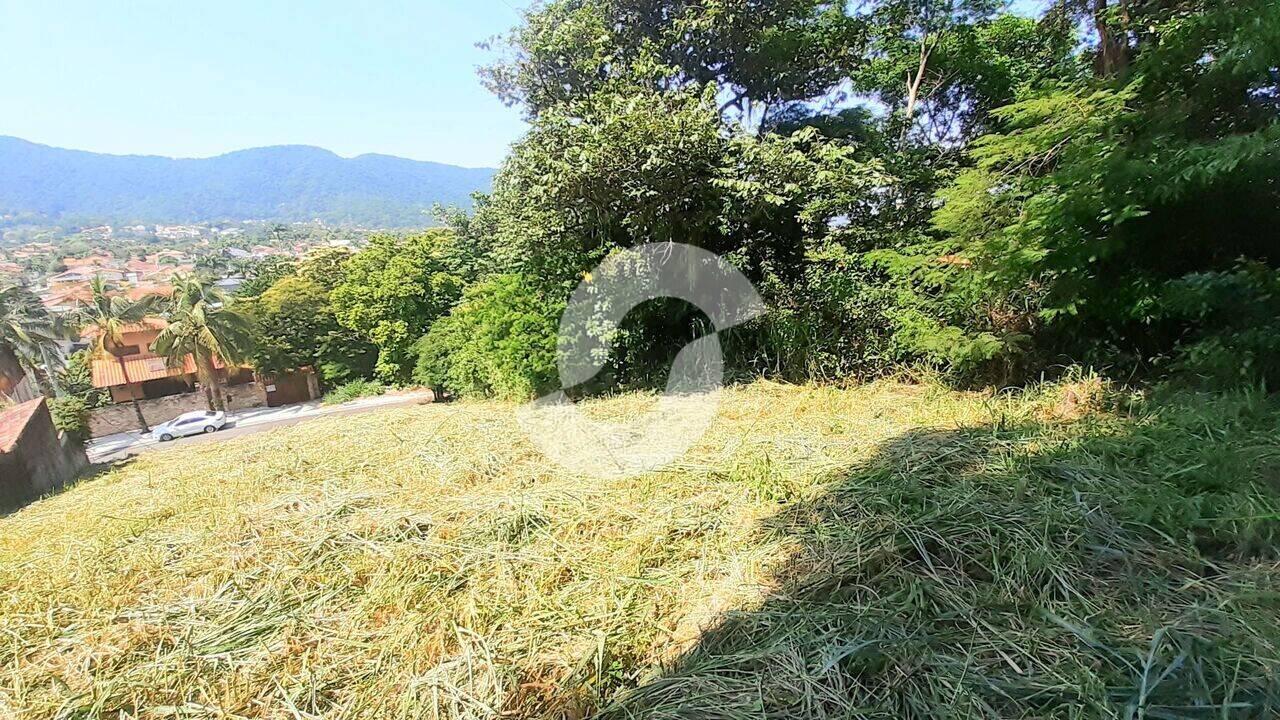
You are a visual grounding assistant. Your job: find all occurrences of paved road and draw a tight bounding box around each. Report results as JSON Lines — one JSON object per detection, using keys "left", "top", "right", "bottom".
{"left": 86, "top": 391, "right": 433, "bottom": 464}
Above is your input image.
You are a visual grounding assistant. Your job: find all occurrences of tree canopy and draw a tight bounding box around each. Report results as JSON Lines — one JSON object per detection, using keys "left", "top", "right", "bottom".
{"left": 153, "top": 275, "right": 255, "bottom": 412}
{"left": 137, "top": 0, "right": 1277, "bottom": 401}
{"left": 329, "top": 230, "right": 470, "bottom": 382}
{"left": 437, "top": 0, "right": 1279, "bottom": 395}
{"left": 246, "top": 274, "right": 377, "bottom": 385}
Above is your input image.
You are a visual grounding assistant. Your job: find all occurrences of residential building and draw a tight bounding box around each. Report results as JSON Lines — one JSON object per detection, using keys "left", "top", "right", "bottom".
{"left": 86, "top": 319, "right": 251, "bottom": 403}
{"left": 47, "top": 268, "right": 124, "bottom": 287}
{"left": 81, "top": 225, "right": 114, "bottom": 240}
{"left": 123, "top": 283, "right": 173, "bottom": 301}
{"left": 154, "top": 225, "right": 203, "bottom": 240}
{"left": 148, "top": 250, "right": 189, "bottom": 263}
{"left": 123, "top": 259, "right": 168, "bottom": 283}
{"left": 39, "top": 285, "right": 95, "bottom": 313}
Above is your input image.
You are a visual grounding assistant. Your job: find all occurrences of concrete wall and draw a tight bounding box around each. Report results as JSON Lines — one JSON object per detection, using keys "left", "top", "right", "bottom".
{"left": 87, "top": 382, "right": 267, "bottom": 437}
{"left": 0, "top": 399, "right": 89, "bottom": 512}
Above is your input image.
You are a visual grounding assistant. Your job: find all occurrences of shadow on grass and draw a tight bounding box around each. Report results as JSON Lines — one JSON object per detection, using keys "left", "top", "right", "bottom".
{"left": 0, "top": 454, "right": 136, "bottom": 517}
{"left": 600, "top": 396, "right": 1280, "bottom": 718}
{"left": 83, "top": 454, "right": 136, "bottom": 479}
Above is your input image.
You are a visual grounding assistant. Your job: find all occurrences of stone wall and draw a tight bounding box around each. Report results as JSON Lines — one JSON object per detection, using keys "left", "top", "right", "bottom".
{"left": 87, "top": 382, "right": 267, "bottom": 437}
{"left": 0, "top": 399, "right": 89, "bottom": 512}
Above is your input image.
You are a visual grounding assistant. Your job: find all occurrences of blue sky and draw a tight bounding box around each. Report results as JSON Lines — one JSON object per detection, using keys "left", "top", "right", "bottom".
{"left": 2, "top": 1, "right": 1045, "bottom": 169}
{"left": 1, "top": 0, "right": 531, "bottom": 168}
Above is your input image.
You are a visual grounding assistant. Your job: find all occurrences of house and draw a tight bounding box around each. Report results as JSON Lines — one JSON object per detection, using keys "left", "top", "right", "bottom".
{"left": 154, "top": 225, "right": 203, "bottom": 240}
{"left": 38, "top": 280, "right": 168, "bottom": 315}
{"left": 63, "top": 254, "right": 115, "bottom": 268}
{"left": 123, "top": 283, "right": 173, "bottom": 301}
{"left": 39, "top": 285, "right": 95, "bottom": 313}
{"left": 79, "top": 321, "right": 323, "bottom": 438}
{"left": 48, "top": 268, "right": 124, "bottom": 287}
{"left": 85, "top": 319, "right": 252, "bottom": 403}
{"left": 81, "top": 226, "right": 114, "bottom": 240}
{"left": 123, "top": 259, "right": 167, "bottom": 281}
{"left": 0, "top": 398, "right": 88, "bottom": 512}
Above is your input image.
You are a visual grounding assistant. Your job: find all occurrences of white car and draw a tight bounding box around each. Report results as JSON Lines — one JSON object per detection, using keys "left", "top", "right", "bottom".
{"left": 152, "top": 411, "right": 227, "bottom": 441}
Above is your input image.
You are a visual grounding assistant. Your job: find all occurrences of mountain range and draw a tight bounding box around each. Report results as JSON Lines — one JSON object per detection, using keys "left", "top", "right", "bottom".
{"left": 0, "top": 136, "right": 496, "bottom": 228}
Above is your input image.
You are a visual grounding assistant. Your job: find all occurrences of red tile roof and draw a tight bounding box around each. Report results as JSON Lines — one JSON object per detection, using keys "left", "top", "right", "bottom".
{"left": 41, "top": 286, "right": 95, "bottom": 307}
{"left": 92, "top": 355, "right": 187, "bottom": 387}
{"left": 63, "top": 255, "right": 115, "bottom": 268}
{"left": 124, "top": 260, "right": 165, "bottom": 274}
{"left": 0, "top": 398, "right": 44, "bottom": 452}
{"left": 90, "top": 353, "right": 231, "bottom": 387}
{"left": 124, "top": 284, "right": 173, "bottom": 300}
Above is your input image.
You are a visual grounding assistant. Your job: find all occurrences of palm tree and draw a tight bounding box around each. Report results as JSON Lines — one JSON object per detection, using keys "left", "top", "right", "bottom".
{"left": 77, "top": 276, "right": 159, "bottom": 431}
{"left": 194, "top": 253, "right": 229, "bottom": 277}
{"left": 0, "top": 283, "right": 67, "bottom": 399}
{"left": 152, "top": 275, "right": 254, "bottom": 412}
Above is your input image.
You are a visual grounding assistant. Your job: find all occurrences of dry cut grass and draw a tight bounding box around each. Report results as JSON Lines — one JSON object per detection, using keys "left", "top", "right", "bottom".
{"left": 0, "top": 379, "right": 1277, "bottom": 718}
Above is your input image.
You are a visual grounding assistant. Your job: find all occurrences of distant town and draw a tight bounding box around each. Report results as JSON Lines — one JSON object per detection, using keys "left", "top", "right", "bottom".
{"left": 0, "top": 219, "right": 391, "bottom": 317}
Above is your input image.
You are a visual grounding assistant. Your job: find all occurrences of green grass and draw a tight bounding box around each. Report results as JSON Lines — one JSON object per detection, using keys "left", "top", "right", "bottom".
{"left": 321, "top": 379, "right": 386, "bottom": 405}
{"left": 1, "top": 378, "right": 1277, "bottom": 718}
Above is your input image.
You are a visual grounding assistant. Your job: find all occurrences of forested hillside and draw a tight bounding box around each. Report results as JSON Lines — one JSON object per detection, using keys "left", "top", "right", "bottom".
{"left": 355, "top": 0, "right": 1279, "bottom": 396}
{"left": 0, "top": 136, "right": 495, "bottom": 227}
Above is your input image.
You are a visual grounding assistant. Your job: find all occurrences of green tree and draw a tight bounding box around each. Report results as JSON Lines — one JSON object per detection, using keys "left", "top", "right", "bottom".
{"left": 246, "top": 275, "right": 376, "bottom": 385}
{"left": 233, "top": 256, "right": 296, "bottom": 298}
{"left": 57, "top": 349, "right": 109, "bottom": 408}
{"left": 461, "top": 0, "right": 1275, "bottom": 390}
{"left": 296, "top": 247, "right": 353, "bottom": 288}
{"left": 467, "top": 78, "right": 898, "bottom": 382}
{"left": 852, "top": 4, "right": 1076, "bottom": 145}
{"left": 330, "top": 230, "right": 469, "bottom": 382}
{"left": 194, "top": 253, "right": 229, "bottom": 277}
{"left": 471, "top": 0, "right": 1083, "bottom": 386}
{"left": 413, "top": 274, "right": 562, "bottom": 399}
{"left": 481, "top": 0, "right": 866, "bottom": 121}
{"left": 152, "top": 275, "right": 255, "bottom": 412}
{"left": 0, "top": 284, "right": 66, "bottom": 398}
{"left": 47, "top": 396, "right": 89, "bottom": 441}
{"left": 921, "top": 0, "right": 1280, "bottom": 382}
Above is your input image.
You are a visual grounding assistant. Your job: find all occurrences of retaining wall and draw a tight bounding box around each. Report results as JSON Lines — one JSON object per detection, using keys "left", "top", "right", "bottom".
{"left": 0, "top": 399, "right": 89, "bottom": 512}
{"left": 87, "top": 382, "right": 267, "bottom": 437}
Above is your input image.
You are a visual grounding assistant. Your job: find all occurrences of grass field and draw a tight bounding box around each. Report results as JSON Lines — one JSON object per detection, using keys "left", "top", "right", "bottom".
{"left": 1, "top": 379, "right": 1278, "bottom": 718}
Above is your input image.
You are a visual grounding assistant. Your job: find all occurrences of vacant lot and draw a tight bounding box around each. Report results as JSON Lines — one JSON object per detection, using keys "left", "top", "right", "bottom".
{"left": 1, "top": 380, "right": 1278, "bottom": 718}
